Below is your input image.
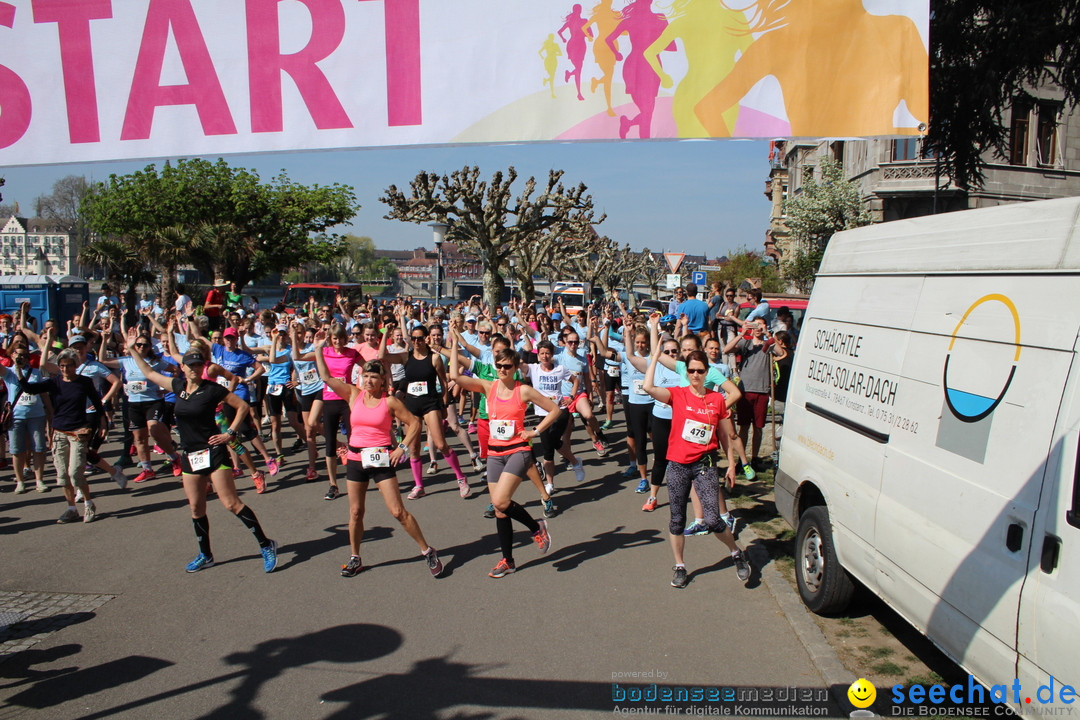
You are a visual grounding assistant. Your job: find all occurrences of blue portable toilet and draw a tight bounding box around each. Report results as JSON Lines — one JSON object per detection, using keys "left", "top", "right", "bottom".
{"left": 0, "top": 275, "right": 90, "bottom": 330}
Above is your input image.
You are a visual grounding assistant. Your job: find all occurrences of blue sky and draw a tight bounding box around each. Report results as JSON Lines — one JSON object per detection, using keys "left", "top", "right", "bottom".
{"left": 0, "top": 139, "right": 772, "bottom": 258}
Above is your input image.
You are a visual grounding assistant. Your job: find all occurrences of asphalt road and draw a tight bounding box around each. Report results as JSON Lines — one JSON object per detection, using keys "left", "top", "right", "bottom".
{"left": 0, "top": 421, "right": 841, "bottom": 719}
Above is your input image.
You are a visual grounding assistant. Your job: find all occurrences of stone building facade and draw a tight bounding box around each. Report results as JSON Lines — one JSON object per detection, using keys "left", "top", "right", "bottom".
{"left": 765, "top": 86, "right": 1080, "bottom": 267}
{"left": 1, "top": 216, "right": 79, "bottom": 276}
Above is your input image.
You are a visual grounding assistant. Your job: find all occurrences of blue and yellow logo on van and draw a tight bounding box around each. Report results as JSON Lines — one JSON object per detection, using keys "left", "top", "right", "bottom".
{"left": 936, "top": 294, "right": 1021, "bottom": 463}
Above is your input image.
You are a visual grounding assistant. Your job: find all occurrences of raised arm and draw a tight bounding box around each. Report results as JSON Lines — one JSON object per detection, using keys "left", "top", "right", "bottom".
{"left": 312, "top": 331, "right": 359, "bottom": 403}
{"left": 643, "top": 345, "right": 672, "bottom": 406}
{"left": 448, "top": 335, "right": 487, "bottom": 394}
{"left": 128, "top": 345, "right": 175, "bottom": 391}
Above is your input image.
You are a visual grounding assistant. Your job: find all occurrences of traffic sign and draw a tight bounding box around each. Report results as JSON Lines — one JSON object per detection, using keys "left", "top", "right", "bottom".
{"left": 664, "top": 252, "right": 685, "bottom": 273}
{"left": 691, "top": 270, "right": 707, "bottom": 286}
{"left": 665, "top": 274, "right": 682, "bottom": 290}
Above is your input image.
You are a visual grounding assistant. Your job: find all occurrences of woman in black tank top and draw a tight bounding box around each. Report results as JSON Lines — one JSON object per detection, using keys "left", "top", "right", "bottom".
{"left": 380, "top": 322, "right": 472, "bottom": 500}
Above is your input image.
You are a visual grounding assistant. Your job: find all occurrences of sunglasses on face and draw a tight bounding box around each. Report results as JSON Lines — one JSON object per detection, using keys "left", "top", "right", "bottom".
{"left": 478, "top": 330, "right": 490, "bottom": 335}
{"left": 663, "top": 349, "right": 679, "bottom": 355}
{"left": 134, "top": 343, "right": 149, "bottom": 348}
{"left": 686, "top": 367, "right": 707, "bottom": 375}
{"left": 495, "top": 363, "right": 515, "bottom": 370}
{"left": 411, "top": 335, "right": 426, "bottom": 341}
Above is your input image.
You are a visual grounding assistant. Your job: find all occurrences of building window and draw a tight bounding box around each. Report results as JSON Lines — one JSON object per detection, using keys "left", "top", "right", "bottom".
{"left": 891, "top": 138, "right": 919, "bottom": 161}
{"left": 1010, "top": 102, "right": 1031, "bottom": 165}
{"left": 1036, "top": 102, "right": 1060, "bottom": 167}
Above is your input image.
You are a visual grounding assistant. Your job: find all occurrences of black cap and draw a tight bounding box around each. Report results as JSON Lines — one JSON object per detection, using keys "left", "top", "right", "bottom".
{"left": 181, "top": 351, "right": 205, "bottom": 366}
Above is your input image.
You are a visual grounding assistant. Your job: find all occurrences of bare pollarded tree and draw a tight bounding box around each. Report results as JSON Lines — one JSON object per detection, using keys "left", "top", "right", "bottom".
{"left": 381, "top": 166, "right": 603, "bottom": 310}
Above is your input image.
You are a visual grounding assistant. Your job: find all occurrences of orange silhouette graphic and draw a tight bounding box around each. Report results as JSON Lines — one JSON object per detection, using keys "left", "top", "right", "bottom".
{"left": 645, "top": 0, "right": 753, "bottom": 137}
{"left": 695, "top": 0, "right": 928, "bottom": 136}
{"left": 582, "top": 0, "right": 623, "bottom": 116}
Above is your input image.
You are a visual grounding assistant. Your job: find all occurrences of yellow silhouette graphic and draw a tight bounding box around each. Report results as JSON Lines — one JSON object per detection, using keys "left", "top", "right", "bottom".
{"left": 644, "top": 0, "right": 752, "bottom": 137}
{"left": 582, "top": 0, "right": 623, "bottom": 116}
{"left": 540, "top": 34, "right": 564, "bottom": 99}
{"left": 695, "top": 0, "right": 928, "bottom": 136}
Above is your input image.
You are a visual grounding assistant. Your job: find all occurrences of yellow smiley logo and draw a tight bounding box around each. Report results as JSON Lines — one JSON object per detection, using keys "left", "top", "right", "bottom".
{"left": 848, "top": 678, "right": 876, "bottom": 709}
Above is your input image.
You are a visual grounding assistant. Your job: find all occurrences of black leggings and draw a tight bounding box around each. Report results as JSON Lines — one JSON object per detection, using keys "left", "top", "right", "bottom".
{"left": 321, "top": 398, "right": 350, "bottom": 458}
{"left": 625, "top": 402, "right": 651, "bottom": 466}
{"left": 538, "top": 411, "right": 570, "bottom": 462}
{"left": 650, "top": 415, "right": 671, "bottom": 488}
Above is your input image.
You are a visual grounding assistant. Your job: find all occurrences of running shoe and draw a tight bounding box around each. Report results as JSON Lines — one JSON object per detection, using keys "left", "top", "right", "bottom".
{"left": 472, "top": 455, "right": 484, "bottom": 472}
{"left": 305, "top": 467, "right": 318, "bottom": 482}
{"left": 742, "top": 463, "right": 756, "bottom": 481}
{"left": 262, "top": 414, "right": 270, "bottom": 426}
{"left": 544, "top": 481, "right": 555, "bottom": 495}
{"left": 600, "top": 420, "right": 613, "bottom": 430}
{"left": 233, "top": 468, "right": 243, "bottom": 479}
{"left": 426, "top": 461, "right": 438, "bottom": 476}
{"left": 533, "top": 519, "right": 551, "bottom": 554}
{"left": 593, "top": 441, "right": 610, "bottom": 457}
{"left": 622, "top": 464, "right": 637, "bottom": 478}
{"left": 683, "top": 521, "right": 710, "bottom": 536}
{"left": 186, "top": 553, "right": 215, "bottom": 573}
{"left": 634, "top": 479, "right": 649, "bottom": 494}
{"left": 74, "top": 488, "right": 84, "bottom": 502}
{"left": 543, "top": 499, "right": 558, "bottom": 518}
{"left": 534, "top": 459, "right": 546, "bottom": 482}
{"left": 341, "top": 555, "right": 364, "bottom": 577}
{"left": 407, "top": 485, "right": 426, "bottom": 500}
{"left": 133, "top": 469, "right": 156, "bottom": 484}
{"left": 467, "top": 422, "right": 477, "bottom": 434}
{"left": 642, "top": 496, "right": 658, "bottom": 512}
{"left": 483, "top": 503, "right": 496, "bottom": 519}
{"left": 671, "top": 565, "right": 689, "bottom": 589}
{"left": 14, "top": 482, "right": 27, "bottom": 494}
{"left": 726, "top": 514, "right": 739, "bottom": 537}
{"left": 153, "top": 445, "right": 165, "bottom": 455}
{"left": 733, "top": 549, "right": 751, "bottom": 582}
{"left": 112, "top": 469, "right": 129, "bottom": 490}
{"left": 261, "top": 540, "right": 278, "bottom": 573}
{"left": 266, "top": 458, "right": 280, "bottom": 476}
{"left": 324, "top": 485, "right": 340, "bottom": 501}
{"left": 171, "top": 458, "right": 183, "bottom": 477}
{"left": 457, "top": 478, "right": 471, "bottom": 499}
{"left": 290, "top": 439, "right": 305, "bottom": 453}
{"left": 252, "top": 471, "right": 266, "bottom": 494}
{"left": 488, "top": 558, "right": 516, "bottom": 578}
{"left": 83, "top": 503, "right": 97, "bottom": 523}
{"left": 128, "top": 444, "right": 137, "bottom": 456}
{"left": 573, "top": 462, "right": 586, "bottom": 483}
{"left": 36, "top": 480, "right": 49, "bottom": 493}
{"left": 424, "top": 547, "right": 444, "bottom": 578}
{"left": 57, "top": 508, "right": 80, "bottom": 524}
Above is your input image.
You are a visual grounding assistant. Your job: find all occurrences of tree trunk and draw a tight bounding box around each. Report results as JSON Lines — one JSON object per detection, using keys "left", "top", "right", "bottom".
{"left": 519, "top": 275, "right": 536, "bottom": 305}
{"left": 161, "top": 262, "right": 179, "bottom": 310}
{"left": 482, "top": 265, "right": 506, "bottom": 313}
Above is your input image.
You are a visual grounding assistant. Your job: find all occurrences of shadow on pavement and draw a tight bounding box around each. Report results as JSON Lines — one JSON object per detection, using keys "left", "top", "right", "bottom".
{"left": 537, "top": 524, "right": 664, "bottom": 572}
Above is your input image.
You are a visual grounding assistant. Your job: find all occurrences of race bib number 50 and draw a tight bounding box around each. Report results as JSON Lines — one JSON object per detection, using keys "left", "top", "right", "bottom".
{"left": 361, "top": 447, "right": 390, "bottom": 469}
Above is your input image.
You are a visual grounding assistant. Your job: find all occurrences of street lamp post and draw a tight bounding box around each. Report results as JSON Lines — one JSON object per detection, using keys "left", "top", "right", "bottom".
{"left": 430, "top": 222, "right": 448, "bottom": 303}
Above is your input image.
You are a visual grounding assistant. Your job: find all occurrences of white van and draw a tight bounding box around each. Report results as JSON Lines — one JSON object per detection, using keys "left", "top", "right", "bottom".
{"left": 775, "top": 197, "right": 1079, "bottom": 710}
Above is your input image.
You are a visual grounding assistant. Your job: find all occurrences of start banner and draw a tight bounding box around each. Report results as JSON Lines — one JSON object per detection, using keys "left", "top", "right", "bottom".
{"left": 0, "top": 0, "right": 929, "bottom": 167}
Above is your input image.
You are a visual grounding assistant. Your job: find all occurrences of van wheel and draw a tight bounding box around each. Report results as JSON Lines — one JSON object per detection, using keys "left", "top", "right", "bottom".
{"left": 795, "top": 505, "right": 855, "bottom": 614}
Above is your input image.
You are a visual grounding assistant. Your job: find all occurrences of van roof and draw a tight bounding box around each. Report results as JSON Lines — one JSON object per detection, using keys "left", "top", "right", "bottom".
{"left": 819, "top": 197, "right": 1080, "bottom": 275}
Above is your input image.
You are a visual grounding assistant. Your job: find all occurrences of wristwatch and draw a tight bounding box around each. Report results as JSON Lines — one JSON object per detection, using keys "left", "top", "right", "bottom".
{"left": 226, "top": 428, "right": 237, "bottom": 437}
{"left": 397, "top": 442, "right": 408, "bottom": 451}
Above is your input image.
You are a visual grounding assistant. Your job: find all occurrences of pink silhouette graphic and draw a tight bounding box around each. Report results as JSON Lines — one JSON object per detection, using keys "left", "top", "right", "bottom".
{"left": 606, "top": 0, "right": 674, "bottom": 139}
{"left": 558, "top": 4, "right": 589, "bottom": 101}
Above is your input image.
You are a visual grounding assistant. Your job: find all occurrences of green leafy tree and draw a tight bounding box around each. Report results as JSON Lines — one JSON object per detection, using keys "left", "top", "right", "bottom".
{"left": 381, "top": 166, "right": 603, "bottom": 310}
{"left": 707, "top": 250, "right": 786, "bottom": 295}
{"left": 781, "top": 158, "right": 870, "bottom": 292}
{"left": 928, "top": 1, "right": 1080, "bottom": 190}
{"left": 81, "top": 158, "right": 359, "bottom": 299}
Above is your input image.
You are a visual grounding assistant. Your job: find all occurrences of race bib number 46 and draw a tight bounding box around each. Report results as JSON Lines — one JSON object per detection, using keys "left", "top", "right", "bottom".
{"left": 491, "top": 419, "right": 516, "bottom": 440}
{"left": 682, "top": 419, "right": 714, "bottom": 445}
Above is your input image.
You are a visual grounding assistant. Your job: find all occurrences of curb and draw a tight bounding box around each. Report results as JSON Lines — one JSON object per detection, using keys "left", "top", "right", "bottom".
{"left": 744, "top": 524, "right": 856, "bottom": 711}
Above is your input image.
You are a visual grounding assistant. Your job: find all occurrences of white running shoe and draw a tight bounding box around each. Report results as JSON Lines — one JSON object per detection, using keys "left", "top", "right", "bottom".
{"left": 544, "top": 482, "right": 555, "bottom": 495}
{"left": 573, "top": 462, "right": 586, "bottom": 483}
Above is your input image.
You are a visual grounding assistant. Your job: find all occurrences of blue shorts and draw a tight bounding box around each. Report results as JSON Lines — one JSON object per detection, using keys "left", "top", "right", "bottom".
{"left": 9, "top": 415, "right": 48, "bottom": 454}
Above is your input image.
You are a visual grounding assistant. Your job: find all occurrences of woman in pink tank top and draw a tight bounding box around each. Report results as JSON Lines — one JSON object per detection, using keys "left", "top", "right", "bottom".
{"left": 449, "top": 339, "right": 563, "bottom": 579}
{"left": 312, "top": 330, "right": 445, "bottom": 579}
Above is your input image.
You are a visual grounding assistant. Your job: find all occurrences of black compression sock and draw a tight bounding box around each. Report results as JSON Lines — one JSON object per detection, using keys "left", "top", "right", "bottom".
{"left": 506, "top": 501, "right": 539, "bottom": 533}
{"left": 235, "top": 505, "right": 271, "bottom": 547}
{"left": 496, "top": 515, "right": 515, "bottom": 562}
{"left": 193, "top": 515, "right": 212, "bottom": 557}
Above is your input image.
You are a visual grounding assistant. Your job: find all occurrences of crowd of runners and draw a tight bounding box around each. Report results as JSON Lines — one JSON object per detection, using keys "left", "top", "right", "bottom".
{"left": 0, "top": 281, "right": 796, "bottom": 588}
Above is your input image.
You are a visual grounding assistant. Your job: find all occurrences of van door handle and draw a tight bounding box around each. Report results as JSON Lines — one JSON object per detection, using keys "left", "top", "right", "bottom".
{"left": 1006, "top": 523, "right": 1024, "bottom": 552}
{"left": 1041, "top": 534, "right": 1062, "bottom": 574}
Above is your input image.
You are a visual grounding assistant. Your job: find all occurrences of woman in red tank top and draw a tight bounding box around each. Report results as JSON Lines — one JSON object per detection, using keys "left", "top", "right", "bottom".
{"left": 313, "top": 330, "right": 445, "bottom": 579}
{"left": 449, "top": 339, "right": 563, "bottom": 579}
